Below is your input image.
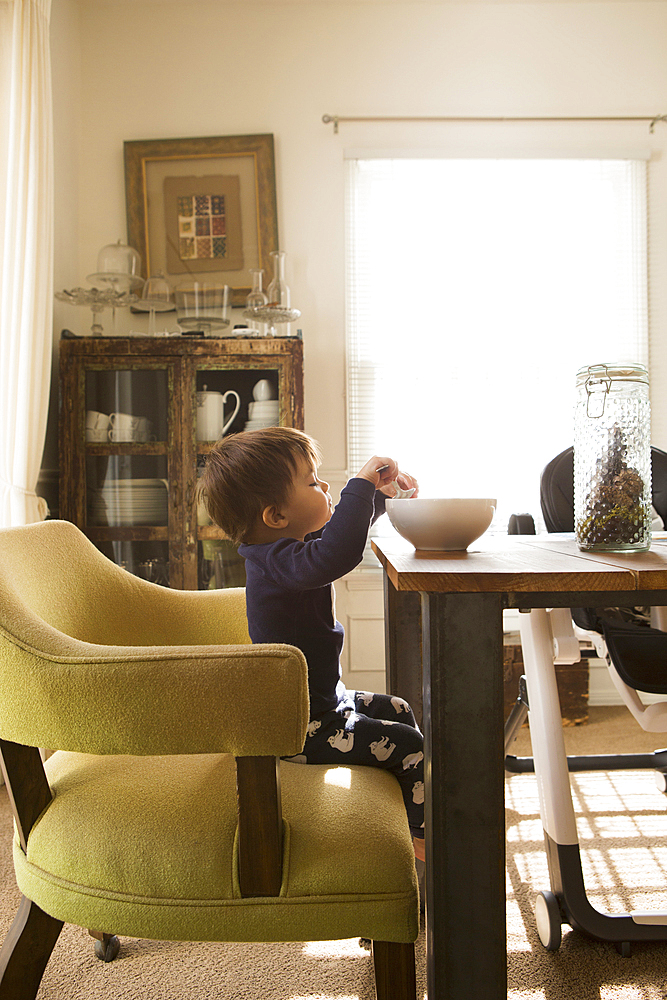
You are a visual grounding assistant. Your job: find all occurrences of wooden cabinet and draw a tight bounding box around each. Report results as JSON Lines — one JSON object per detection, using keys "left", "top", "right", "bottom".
{"left": 59, "top": 335, "right": 304, "bottom": 589}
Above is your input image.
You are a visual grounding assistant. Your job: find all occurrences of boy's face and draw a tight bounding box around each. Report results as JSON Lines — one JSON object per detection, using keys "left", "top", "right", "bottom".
{"left": 280, "top": 456, "right": 333, "bottom": 540}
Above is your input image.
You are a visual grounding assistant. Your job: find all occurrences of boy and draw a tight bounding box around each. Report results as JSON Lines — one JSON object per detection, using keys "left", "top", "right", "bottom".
{"left": 200, "top": 426, "right": 425, "bottom": 862}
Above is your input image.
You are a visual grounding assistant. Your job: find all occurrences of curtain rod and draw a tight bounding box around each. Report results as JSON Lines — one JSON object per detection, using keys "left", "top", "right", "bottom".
{"left": 322, "top": 113, "right": 667, "bottom": 135}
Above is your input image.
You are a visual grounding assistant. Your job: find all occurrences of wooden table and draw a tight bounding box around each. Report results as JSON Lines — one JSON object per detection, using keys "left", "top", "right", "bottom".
{"left": 372, "top": 532, "right": 667, "bottom": 1000}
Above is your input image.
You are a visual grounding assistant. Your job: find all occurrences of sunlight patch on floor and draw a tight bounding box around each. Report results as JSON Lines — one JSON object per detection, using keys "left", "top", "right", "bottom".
{"left": 593, "top": 813, "right": 666, "bottom": 839}
{"left": 572, "top": 772, "right": 661, "bottom": 815}
{"left": 600, "top": 987, "right": 665, "bottom": 999}
{"left": 290, "top": 995, "right": 359, "bottom": 1000}
{"left": 513, "top": 848, "right": 550, "bottom": 886}
{"left": 607, "top": 847, "right": 667, "bottom": 887}
{"left": 301, "top": 939, "right": 368, "bottom": 960}
{"left": 506, "top": 899, "right": 532, "bottom": 952}
{"left": 506, "top": 818, "right": 544, "bottom": 842}
{"left": 578, "top": 847, "right": 624, "bottom": 889}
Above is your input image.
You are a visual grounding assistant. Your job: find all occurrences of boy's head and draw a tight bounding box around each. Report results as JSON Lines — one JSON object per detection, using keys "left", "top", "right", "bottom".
{"left": 199, "top": 427, "right": 324, "bottom": 545}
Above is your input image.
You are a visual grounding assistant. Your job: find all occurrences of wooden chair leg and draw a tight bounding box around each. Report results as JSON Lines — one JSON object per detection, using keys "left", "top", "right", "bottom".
{"left": 372, "top": 940, "right": 416, "bottom": 1000}
{"left": 0, "top": 895, "right": 63, "bottom": 1000}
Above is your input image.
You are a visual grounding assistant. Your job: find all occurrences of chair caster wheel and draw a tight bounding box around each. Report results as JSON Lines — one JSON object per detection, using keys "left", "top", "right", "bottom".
{"left": 535, "top": 890, "right": 562, "bottom": 951}
{"left": 615, "top": 940, "right": 632, "bottom": 957}
{"left": 94, "top": 934, "right": 120, "bottom": 962}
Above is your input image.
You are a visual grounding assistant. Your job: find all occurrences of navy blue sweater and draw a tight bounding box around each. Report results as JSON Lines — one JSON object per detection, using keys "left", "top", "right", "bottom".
{"left": 238, "top": 478, "right": 387, "bottom": 719}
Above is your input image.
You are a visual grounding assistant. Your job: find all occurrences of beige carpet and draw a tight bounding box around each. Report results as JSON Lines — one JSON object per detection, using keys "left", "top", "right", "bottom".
{"left": 2, "top": 707, "right": 667, "bottom": 999}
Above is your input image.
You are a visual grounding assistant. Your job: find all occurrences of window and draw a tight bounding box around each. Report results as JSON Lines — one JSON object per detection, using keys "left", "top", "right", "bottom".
{"left": 345, "top": 157, "right": 648, "bottom": 533}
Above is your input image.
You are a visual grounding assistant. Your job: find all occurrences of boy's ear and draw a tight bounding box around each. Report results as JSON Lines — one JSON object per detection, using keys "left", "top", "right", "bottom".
{"left": 262, "top": 504, "right": 288, "bottom": 529}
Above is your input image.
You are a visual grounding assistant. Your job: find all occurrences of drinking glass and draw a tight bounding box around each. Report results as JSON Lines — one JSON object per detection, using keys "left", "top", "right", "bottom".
{"left": 175, "top": 282, "right": 230, "bottom": 337}
{"left": 141, "top": 273, "right": 174, "bottom": 337}
{"left": 245, "top": 269, "right": 268, "bottom": 335}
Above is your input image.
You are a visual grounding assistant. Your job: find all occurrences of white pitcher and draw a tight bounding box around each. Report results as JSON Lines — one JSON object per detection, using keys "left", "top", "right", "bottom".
{"left": 196, "top": 387, "right": 241, "bottom": 442}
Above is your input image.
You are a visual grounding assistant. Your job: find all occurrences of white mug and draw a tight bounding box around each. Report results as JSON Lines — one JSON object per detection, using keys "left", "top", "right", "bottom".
{"left": 86, "top": 427, "right": 109, "bottom": 442}
{"left": 196, "top": 390, "right": 241, "bottom": 442}
{"left": 109, "top": 412, "right": 140, "bottom": 429}
{"left": 86, "top": 410, "right": 109, "bottom": 430}
{"left": 109, "top": 426, "right": 138, "bottom": 442}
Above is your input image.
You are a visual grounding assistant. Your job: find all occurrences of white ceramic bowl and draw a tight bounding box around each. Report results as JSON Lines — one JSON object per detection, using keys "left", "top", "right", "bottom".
{"left": 248, "top": 400, "right": 279, "bottom": 417}
{"left": 253, "top": 379, "right": 274, "bottom": 401}
{"left": 385, "top": 497, "right": 497, "bottom": 551}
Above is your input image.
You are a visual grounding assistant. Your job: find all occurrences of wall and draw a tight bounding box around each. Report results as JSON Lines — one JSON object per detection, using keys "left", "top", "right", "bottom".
{"left": 49, "top": 0, "right": 667, "bottom": 691}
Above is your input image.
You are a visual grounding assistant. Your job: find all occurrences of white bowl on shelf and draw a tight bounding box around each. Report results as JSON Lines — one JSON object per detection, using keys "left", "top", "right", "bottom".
{"left": 385, "top": 497, "right": 497, "bottom": 551}
{"left": 244, "top": 420, "right": 279, "bottom": 431}
{"left": 248, "top": 401, "right": 279, "bottom": 418}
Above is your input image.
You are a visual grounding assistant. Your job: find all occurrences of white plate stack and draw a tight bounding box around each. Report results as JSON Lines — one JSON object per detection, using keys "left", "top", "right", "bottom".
{"left": 88, "top": 478, "right": 169, "bottom": 527}
{"left": 244, "top": 399, "right": 280, "bottom": 430}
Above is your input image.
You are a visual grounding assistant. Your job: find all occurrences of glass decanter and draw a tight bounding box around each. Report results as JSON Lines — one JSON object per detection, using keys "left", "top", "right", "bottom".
{"left": 267, "top": 251, "right": 290, "bottom": 309}
{"left": 246, "top": 269, "right": 268, "bottom": 335}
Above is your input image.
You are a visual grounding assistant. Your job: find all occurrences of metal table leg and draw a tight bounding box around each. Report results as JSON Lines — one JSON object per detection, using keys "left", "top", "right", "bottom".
{"left": 421, "top": 591, "right": 507, "bottom": 999}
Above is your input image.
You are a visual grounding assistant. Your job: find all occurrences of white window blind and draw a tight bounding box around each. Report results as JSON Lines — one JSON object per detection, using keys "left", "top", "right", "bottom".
{"left": 345, "top": 157, "right": 648, "bottom": 533}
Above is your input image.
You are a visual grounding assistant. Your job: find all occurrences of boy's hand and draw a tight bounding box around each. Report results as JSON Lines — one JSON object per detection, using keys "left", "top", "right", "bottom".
{"left": 356, "top": 459, "right": 420, "bottom": 498}
{"left": 357, "top": 457, "right": 398, "bottom": 489}
{"left": 381, "top": 471, "right": 419, "bottom": 499}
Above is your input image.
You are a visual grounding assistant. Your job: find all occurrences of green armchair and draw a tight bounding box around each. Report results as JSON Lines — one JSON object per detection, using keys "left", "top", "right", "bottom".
{"left": 0, "top": 520, "right": 418, "bottom": 999}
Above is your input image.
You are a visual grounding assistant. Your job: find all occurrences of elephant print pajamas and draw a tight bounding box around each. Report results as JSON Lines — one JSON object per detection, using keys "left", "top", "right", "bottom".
{"left": 288, "top": 689, "right": 424, "bottom": 837}
{"left": 239, "top": 477, "right": 425, "bottom": 839}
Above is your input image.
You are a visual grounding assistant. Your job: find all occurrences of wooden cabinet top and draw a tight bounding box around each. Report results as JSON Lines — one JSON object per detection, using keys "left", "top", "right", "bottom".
{"left": 59, "top": 335, "right": 303, "bottom": 360}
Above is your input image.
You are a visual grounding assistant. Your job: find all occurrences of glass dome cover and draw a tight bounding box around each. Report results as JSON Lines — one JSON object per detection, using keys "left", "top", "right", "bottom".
{"left": 87, "top": 240, "right": 144, "bottom": 290}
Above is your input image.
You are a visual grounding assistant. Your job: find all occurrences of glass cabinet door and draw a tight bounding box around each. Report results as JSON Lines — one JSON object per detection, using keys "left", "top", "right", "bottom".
{"left": 84, "top": 365, "right": 176, "bottom": 586}
{"left": 194, "top": 364, "right": 284, "bottom": 590}
{"left": 60, "top": 335, "right": 303, "bottom": 594}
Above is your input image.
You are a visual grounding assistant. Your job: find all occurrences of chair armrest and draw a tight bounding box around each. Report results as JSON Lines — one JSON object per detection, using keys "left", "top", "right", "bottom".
{"left": 60, "top": 581, "right": 251, "bottom": 648}
{"left": 0, "top": 628, "right": 309, "bottom": 758}
{"left": 119, "top": 585, "right": 252, "bottom": 647}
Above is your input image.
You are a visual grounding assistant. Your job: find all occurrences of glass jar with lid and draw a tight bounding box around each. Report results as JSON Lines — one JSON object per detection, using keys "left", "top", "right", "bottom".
{"left": 574, "top": 363, "right": 651, "bottom": 552}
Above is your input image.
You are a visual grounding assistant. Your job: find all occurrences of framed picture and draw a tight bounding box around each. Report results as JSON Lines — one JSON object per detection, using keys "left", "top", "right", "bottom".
{"left": 124, "top": 134, "right": 279, "bottom": 308}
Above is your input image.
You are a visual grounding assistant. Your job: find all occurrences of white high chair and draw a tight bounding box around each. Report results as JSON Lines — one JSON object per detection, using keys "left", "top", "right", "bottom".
{"left": 505, "top": 446, "right": 667, "bottom": 954}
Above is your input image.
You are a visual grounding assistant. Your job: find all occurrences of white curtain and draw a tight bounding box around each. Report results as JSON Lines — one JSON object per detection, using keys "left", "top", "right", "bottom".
{"left": 0, "top": 0, "right": 53, "bottom": 526}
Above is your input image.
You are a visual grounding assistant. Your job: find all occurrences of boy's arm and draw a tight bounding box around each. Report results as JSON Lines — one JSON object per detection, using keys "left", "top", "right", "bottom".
{"left": 264, "top": 478, "right": 377, "bottom": 589}
{"left": 308, "top": 489, "right": 387, "bottom": 536}
{"left": 262, "top": 458, "right": 417, "bottom": 591}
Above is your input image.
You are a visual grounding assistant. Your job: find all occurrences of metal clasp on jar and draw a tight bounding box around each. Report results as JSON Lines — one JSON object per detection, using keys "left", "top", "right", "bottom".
{"left": 585, "top": 364, "right": 612, "bottom": 418}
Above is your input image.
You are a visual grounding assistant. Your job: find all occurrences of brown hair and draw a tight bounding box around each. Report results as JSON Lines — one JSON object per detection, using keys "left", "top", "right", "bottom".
{"left": 199, "top": 427, "right": 322, "bottom": 545}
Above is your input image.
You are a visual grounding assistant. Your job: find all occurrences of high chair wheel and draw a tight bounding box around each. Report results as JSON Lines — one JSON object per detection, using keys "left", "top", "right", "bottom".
{"left": 535, "top": 891, "right": 562, "bottom": 951}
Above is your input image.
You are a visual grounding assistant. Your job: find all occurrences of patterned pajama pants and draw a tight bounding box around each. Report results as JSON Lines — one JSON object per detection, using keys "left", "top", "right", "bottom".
{"left": 285, "top": 689, "right": 425, "bottom": 839}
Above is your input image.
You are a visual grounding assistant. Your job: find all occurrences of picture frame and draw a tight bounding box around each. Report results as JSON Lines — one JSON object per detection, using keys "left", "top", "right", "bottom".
{"left": 124, "top": 134, "right": 279, "bottom": 308}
